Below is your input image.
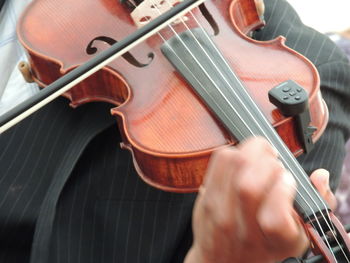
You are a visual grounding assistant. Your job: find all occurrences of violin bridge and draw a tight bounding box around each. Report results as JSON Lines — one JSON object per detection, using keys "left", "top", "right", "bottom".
{"left": 131, "top": 0, "right": 189, "bottom": 28}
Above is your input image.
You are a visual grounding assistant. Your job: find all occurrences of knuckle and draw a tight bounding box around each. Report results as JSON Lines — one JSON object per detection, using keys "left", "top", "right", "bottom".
{"left": 238, "top": 181, "right": 260, "bottom": 203}
{"left": 262, "top": 157, "right": 285, "bottom": 180}
{"left": 201, "top": 196, "right": 216, "bottom": 216}
{"left": 260, "top": 215, "right": 299, "bottom": 244}
{"left": 272, "top": 160, "right": 285, "bottom": 176}
{"left": 213, "top": 213, "right": 236, "bottom": 235}
{"left": 199, "top": 196, "right": 237, "bottom": 235}
{"left": 260, "top": 220, "right": 284, "bottom": 238}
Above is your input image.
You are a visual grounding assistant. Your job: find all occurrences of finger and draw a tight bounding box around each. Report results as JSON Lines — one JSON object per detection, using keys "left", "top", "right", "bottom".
{"left": 236, "top": 137, "right": 284, "bottom": 226}
{"left": 236, "top": 136, "right": 283, "bottom": 209}
{"left": 203, "top": 147, "right": 242, "bottom": 193}
{"left": 310, "top": 169, "right": 330, "bottom": 196}
{"left": 193, "top": 147, "right": 246, "bottom": 259}
{"left": 203, "top": 137, "right": 277, "bottom": 194}
{"left": 237, "top": 154, "right": 284, "bottom": 208}
{"left": 310, "top": 169, "right": 337, "bottom": 210}
{"left": 237, "top": 155, "right": 285, "bottom": 240}
{"left": 238, "top": 136, "right": 279, "bottom": 160}
{"left": 257, "top": 171, "right": 309, "bottom": 260}
{"left": 200, "top": 147, "right": 244, "bottom": 232}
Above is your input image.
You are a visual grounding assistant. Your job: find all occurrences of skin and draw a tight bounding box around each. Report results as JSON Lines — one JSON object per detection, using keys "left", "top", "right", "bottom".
{"left": 185, "top": 137, "right": 337, "bottom": 263}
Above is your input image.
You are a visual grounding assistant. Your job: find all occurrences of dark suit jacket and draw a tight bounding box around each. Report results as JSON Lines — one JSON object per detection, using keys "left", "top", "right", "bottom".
{"left": 0, "top": 0, "right": 5, "bottom": 11}
{"left": 0, "top": 0, "right": 349, "bottom": 262}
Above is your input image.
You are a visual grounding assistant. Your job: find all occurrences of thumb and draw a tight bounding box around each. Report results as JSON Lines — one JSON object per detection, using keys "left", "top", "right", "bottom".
{"left": 310, "top": 169, "right": 337, "bottom": 210}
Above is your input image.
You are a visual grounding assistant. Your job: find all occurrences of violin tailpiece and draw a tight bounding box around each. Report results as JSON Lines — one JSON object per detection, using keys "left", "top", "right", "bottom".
{"left": 302, "top": 212, "right": 350, "bottom": 262}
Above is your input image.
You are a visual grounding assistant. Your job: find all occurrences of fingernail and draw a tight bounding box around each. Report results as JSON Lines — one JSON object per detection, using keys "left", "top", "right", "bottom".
{"left": 319, "top": 169, "right": 330, "bottom": 187}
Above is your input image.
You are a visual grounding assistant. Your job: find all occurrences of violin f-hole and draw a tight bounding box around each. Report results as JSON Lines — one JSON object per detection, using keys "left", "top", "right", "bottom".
{"left": 199, "top": 4, "right": 219, "bottom": 36}
{"left": 86, "top": 36, "right": 155, "bottom": 68}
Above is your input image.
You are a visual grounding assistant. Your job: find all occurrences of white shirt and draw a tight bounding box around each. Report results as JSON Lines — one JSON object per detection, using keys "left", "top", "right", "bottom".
{"left": 0, "top": 0, "right": 38, "bottom": 116}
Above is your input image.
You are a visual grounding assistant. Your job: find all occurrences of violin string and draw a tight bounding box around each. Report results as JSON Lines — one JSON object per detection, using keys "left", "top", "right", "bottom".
{"left": 145, "top": 0, "right": 341, "bottom": 259}
{"left": 133, "top": 1, "right": 345, "bottom": 260}
{"left": 152, "top": 1, "right": 343, "bottom": 259}
{"left": 183, "top": 6, "right": 349, "bottom": 261}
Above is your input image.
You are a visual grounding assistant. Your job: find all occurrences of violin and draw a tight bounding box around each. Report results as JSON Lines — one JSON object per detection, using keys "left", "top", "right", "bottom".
{"left": 4, "top": 0, "right": 350, "bottom": 261}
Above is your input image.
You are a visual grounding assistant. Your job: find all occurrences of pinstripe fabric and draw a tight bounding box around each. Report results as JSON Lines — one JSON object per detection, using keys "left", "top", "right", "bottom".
{"left": 0, "top": 0, "right": 349, "bottom": 263}
{"left": 0, "top": 0, "right": 5, "bottom": 10}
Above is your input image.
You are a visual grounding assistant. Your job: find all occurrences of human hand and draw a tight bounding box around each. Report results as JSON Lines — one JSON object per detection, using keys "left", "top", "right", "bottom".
{"left": 185, "top": 137, "right": 336, "bottom": 263}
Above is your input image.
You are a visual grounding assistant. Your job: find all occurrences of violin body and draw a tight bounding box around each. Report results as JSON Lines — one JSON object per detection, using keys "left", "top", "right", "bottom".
{"left": 18, "top": 0, "right": 327, "bottom": 192}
